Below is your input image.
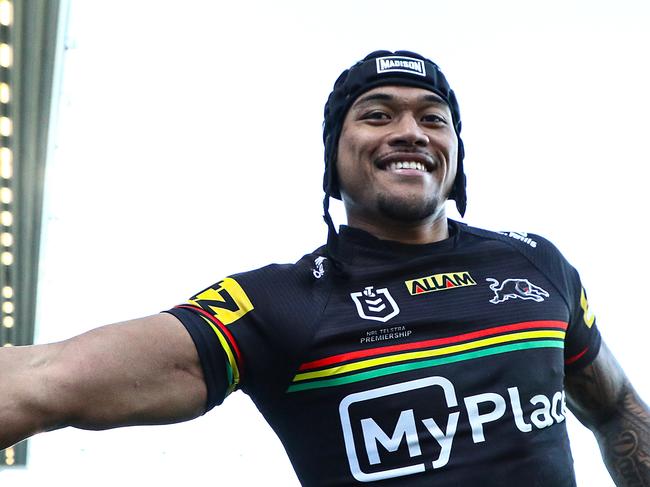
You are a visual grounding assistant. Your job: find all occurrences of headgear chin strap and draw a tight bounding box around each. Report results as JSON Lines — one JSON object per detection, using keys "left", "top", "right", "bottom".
{"left": 321, "top": 50, "right": 467, "bottom": 252}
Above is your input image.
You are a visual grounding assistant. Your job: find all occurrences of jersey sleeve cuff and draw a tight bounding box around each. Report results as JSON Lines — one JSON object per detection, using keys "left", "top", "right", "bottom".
{"left": 564, "top": 328, "right": 602, "bottom": 372}
{"left": 164, "top": 307, "right": 231, "bottom": 411}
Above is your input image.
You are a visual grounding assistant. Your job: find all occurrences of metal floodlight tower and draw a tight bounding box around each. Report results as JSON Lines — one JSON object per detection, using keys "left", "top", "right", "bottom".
{"left": 1, "top": 0, "right": 64, "bottom": 467}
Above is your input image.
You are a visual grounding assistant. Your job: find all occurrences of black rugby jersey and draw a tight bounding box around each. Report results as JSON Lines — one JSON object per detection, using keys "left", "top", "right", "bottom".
{"left": 166, "top": 221, "right": 601, "bottom": 486}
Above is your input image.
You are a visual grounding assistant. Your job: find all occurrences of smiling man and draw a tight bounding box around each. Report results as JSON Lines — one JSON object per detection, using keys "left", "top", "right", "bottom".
{"left": 336, "top": 86, "right": 458, "bottom": 241}
{"left": 1, "top": 50, "right": 649, "bottom": 486}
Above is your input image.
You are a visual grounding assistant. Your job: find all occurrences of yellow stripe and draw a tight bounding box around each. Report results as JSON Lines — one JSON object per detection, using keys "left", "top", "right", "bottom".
{"left": 293, "top": 330, "right": 566, "bottom": 382}
{"left": 200, "top": 315, "right": 240, "bottom": 393}
{"left": 580, "top": 288, "right": 595, "bottom": 328}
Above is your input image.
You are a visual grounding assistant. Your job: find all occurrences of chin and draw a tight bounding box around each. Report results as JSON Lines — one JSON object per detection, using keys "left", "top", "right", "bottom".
{"left": 376, "top": 192, "right": 444, "bottom": 223}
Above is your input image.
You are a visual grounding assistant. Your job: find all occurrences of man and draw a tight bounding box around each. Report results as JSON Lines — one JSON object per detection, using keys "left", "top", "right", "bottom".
{"left": 1, "top": 50, "right": 648, "bottom": 486}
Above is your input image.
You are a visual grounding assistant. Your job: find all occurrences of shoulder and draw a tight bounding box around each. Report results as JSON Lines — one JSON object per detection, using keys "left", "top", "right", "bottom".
{"left": 457, "top": 221, "right": 580, "bottom": 303}
{"left": 458, "top": 221, "right": 569, "bottom": 264}
{"left": 216, "top": 247, "right": 333, "bottom": 314}
{"left": 231, "top": 246, "right": 330, "bottom": 287}
{"left": 183, "top": 246, "right": 331, "bottom": 324}
{"left": 458, "top": 221, "right": 550, "bottom": 252}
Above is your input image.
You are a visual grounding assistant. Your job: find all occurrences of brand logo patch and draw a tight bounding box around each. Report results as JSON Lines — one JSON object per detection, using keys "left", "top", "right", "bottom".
{"left": 312, "top": 256, "right": 326, "bottom": 279}
{"left": 339, "top": 376, "right": 566, "bottom": 482}
{"left": 187, "top": 277, "right": 254, "bottom": 325}
{"left": 350, "top": 286, "right": 400, "bottom": 322}
{"left": 498, "top": 231, "right": 538, "bottom": 248}
{"left": 375, "top": 56, "right": 426, "bottom": 77}
{"left": 486, "top": 278, "right": 549, "bottom": 304}
{"left": 405, "top": 271, "right": 476, "bottom": 295}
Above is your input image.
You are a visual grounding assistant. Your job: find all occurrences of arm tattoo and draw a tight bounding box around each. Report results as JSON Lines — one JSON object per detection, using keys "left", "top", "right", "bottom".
{"left": 602, "top": 392, "right": 650, "bottom": 487}
{"left": 566, "top": 342, "right": 650, "bottom": 486}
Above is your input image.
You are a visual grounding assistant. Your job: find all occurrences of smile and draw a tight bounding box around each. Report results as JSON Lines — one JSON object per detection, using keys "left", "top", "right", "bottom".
{"left": 386, "top": 161, "right": 428, "bottom": 172}
{"left": 375, "top": 152, "right": 437, "bottom": 173}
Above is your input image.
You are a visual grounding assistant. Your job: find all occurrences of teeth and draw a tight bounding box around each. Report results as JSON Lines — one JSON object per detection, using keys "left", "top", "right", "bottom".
{"left": 387, "top": 161, "right": 427, "bottom": 172}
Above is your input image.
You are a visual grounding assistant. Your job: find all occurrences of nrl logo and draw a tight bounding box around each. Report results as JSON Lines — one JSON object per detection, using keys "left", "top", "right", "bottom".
{"left": 486, "top": 278, "right": 549, "bottom": 304}
{"left": 350, "top": 286, "right": 400, "bottom": 323}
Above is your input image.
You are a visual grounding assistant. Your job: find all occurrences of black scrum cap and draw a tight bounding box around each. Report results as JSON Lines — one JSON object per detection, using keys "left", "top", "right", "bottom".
{"left": 322, "top": 50, "right": 467, "bottom": 220}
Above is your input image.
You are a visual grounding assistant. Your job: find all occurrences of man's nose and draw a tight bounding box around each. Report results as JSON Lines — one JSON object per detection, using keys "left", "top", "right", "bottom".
{"left": 387, "top": 115, "right": 429, "bottom": 147}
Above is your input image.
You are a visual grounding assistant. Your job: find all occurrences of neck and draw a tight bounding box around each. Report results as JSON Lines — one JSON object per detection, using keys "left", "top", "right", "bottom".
{"left": 345, "top": 210, "right": 450, "bottom": 245}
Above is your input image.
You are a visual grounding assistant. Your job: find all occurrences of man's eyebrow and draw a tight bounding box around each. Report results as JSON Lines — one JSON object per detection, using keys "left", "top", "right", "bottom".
{"left": 351, "top": 92, "right": 448, "bottom": 109}
{"left": 420, "top": 94, "right": 448, "bottom": 106}
{"left": 352, "top": 93, "right": 394, "bottom": 108}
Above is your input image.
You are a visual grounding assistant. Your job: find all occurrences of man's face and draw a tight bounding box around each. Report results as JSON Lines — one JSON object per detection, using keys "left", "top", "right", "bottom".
{"left": 336, "top": 85, "right": 458, "bottom": 224}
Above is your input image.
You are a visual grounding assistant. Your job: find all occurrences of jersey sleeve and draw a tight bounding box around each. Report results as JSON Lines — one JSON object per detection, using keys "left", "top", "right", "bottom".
{"left": 563, "top": 271, "right": 601, "bottom": 371}
{"left": 461, "top": 224, "right": 603, "bottom": 372}
{"left": 526, "top": 233, "right": 602, "bottom": 372}
{"left": 164, "top": 276, "right": 255, "bottom": 412}
{"left": 163, "top": 256, "right": 330, "bottom": 413}
{"left": 165, "top": 306, "right": 232, "bottom": 411}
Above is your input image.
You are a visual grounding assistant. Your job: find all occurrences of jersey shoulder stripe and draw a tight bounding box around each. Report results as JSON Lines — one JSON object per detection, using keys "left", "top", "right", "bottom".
{"left": 176, "top": 304, "right": 243, "bottom": 394}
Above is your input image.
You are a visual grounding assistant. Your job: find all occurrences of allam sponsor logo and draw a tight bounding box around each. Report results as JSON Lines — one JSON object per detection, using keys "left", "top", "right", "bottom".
{"left": 375, "top": 56, "right": 426, "bottom": 77}
{"left": 339, "top": 376, "right": 567, "bottom": 482}
{"left": 405, "top": 271, "right": 476, "bottom": 295}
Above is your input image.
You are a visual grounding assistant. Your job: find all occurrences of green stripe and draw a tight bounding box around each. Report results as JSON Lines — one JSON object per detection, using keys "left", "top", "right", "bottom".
{"left": 286, "top": 340, "right": 563, "bottom": 393}
{"left": 224, "top": 355, "right": 234, "bottom": 386}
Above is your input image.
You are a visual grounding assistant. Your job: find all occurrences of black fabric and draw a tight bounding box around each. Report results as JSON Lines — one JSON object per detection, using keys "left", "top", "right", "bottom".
{"left": 165, "top": 307, "right": 229, "bottom": 410}
{"left": 458, "top": 224, "right": 602, "bottom": 370}
{"left": 322, "top": 50, "right": 467, "bottom": 216}
{"left": 169, "top": 222, "right": 601, "bottom": 486}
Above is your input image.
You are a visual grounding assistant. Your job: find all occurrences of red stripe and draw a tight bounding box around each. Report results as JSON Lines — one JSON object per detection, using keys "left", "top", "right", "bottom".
{"left": 176, "top": 304, "right": 244, "bottom": 367}
{"left": 299, "top": 320, "right": 568, "bottom": 371}
{"left": 565, "top": 346, "right": 589, "bottom": 365}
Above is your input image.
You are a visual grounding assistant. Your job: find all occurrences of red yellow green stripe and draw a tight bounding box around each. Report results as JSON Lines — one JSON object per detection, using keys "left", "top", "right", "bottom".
{"left": 177, "top": 304, "right": 242, "bottom": 394}
{"left": 287, "top": 320, "right": 567, "bottom": 393}
{"left": 294, "top": 329, "right": 564, "bottom": 382}
{"left": 198, "top": 315, "right": 240, "bottom": 394}
{"left": 287, "top": 340, "right": 563, "bottom": 393}
{"left": 300, "top": 320, "right": 567, "bottom": 371}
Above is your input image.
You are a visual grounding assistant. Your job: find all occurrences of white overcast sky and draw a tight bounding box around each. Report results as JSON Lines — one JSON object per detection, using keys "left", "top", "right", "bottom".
{"left": 2, "top": 0, "right": 649, "bottom": 485}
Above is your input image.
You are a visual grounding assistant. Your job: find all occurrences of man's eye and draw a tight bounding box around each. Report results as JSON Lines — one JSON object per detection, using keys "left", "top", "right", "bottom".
{"left": 363, "top": 111, "right": 390, "bottom": 120}
{"left": 422, "top": 114, "right": 447, "bottom": 124}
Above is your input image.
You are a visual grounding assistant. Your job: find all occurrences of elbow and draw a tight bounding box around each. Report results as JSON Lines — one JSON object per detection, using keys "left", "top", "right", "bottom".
{"left": 25, "top": 342, "right": 83, "bottom": 432}
{"left": 589, "top": 382, "right": 641, "bottom": 438}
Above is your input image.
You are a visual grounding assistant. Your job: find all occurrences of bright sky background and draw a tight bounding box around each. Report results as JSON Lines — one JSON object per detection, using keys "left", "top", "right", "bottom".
{"left": 2, "top": 0, "right": 649, "bottom": 485}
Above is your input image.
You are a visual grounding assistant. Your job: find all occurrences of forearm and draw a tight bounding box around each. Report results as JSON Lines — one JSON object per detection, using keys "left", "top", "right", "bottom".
{"left": 0, "top": 344, "right": 66, "bottom": 449}
{"left": 565, "top": 340, "right": 650, "bottom": 487}
{"left": 594, "top": 388, "right": 650, "bottom": 486}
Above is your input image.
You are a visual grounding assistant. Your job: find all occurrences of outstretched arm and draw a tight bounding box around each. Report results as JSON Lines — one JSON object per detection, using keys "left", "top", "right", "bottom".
{"left": 0, "top": 313, "right": 206, "bottom": 450}
{"left": 565, "top": 340, "right": 650, "bottom": 486}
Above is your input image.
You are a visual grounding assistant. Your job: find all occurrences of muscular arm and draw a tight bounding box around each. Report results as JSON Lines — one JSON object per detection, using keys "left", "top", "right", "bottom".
{"left": 0, "top": 313, "right": 206, "bottom": 450}
{"left": 565, "top": 341, "right": 650, "bottom": 486}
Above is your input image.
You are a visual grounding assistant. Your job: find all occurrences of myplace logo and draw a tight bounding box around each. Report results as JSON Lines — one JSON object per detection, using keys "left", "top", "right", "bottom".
{"left": 339, "top": 376, "right": 567, "bottom": 482}
{"left": 376, "top": 56, "right": 426, "bottom": 77}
